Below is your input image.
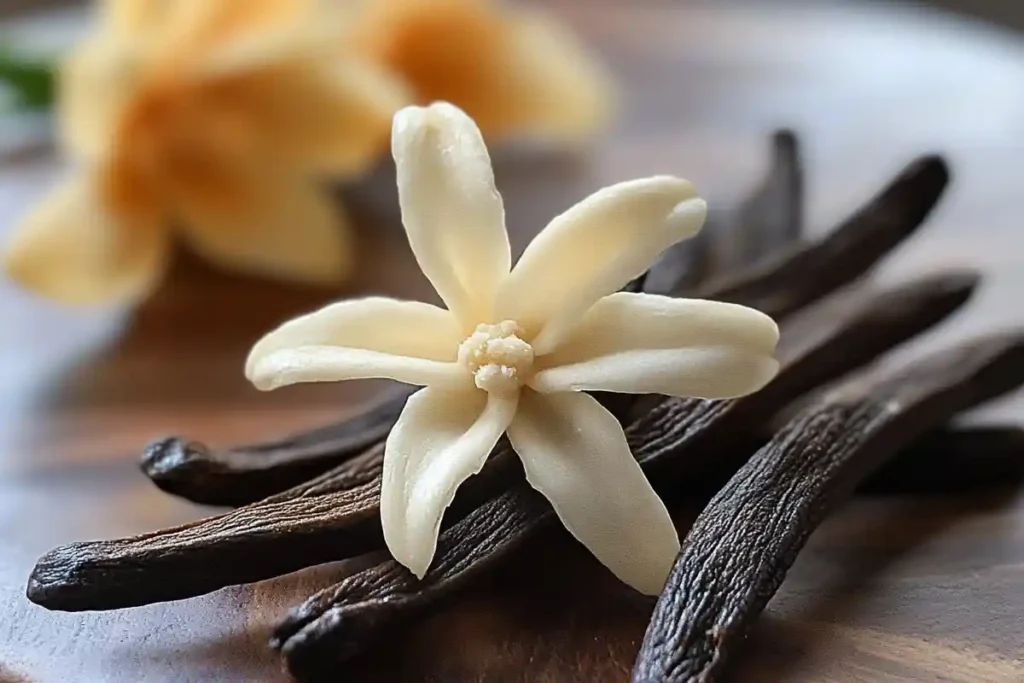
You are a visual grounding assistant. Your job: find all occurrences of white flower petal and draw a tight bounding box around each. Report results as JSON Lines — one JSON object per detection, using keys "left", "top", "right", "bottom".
{"left": 507, "top": 390, "right": 679, "bottom": 595}
{"left": 246, "top": 296, "right": 463, "bottom": 379}
{"left": 530, "top": 292, "right": 779, "bottom": 398}
{"left": 392, "top": 102, "right": 511, "bottom": 329}
{"left": 495, "top": 177, "right": 705, "bottom": 354}
{"left": 382, "top": 386, "right": 517, "bottom": 578}
{"left": 249, "top": 346, "right": 467, "bottom": 391}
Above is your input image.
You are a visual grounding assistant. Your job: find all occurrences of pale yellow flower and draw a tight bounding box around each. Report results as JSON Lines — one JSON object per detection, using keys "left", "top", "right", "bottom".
{"left": 347, "top": 0, "right": 615, "bottom": 143}
{"left": 4, "top": 0, "right": 407, "bottom": 305}
{"left": 246, "top": 103, "right": 780, "bottom": 594}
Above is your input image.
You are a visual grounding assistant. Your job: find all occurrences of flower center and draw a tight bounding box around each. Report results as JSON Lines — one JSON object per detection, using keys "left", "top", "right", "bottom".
{"left": 457, "top": 320, "right": 534, "bottom": 397}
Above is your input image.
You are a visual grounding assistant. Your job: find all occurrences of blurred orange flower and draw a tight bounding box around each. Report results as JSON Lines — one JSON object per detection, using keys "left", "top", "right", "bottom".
{"left": 347, "top": 0, "right": 616, "bottom": 144}
{"left": 4, "top": 0, "right": 616, "bottom": 306}
{"left": 4, "top": 0, "right": 406, "bottom": 305}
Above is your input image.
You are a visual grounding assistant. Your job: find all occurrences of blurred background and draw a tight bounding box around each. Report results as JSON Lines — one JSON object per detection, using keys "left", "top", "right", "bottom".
{"left": 0, "top": 1, "right": 1022, "bottom": 681}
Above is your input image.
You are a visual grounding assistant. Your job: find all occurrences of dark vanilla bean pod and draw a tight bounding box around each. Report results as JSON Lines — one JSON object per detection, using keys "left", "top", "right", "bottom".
{"left": 141, "top": 387, "right": 413, "bottom": 506}
{"left": 647, "top": 129, "right": 804, "bottom": 296}
{"left": 646, "top": 424, "right": 1024, "bottom": 501}
{"left": 644, "top": 224, "right": 716, "bottom": 296}
{"left": 735, "top": 130, "right": 804, "bottom": 263}
{"left": 700, "top": 155, "right": 948, "bottom": 317}
{"left": 27, "top": 441, "right": 523, "bottom": 611}
{"left": 715, "top": 129, "right": 804, "bottom": 271}
{"left": 632, "top": 332, "right": 1024, "bottom": 683}
{"left": 640, "top": 270, "right": 979, "bottom": 484}
{"left": 271, "top": 272, "right": 976, "bottom": 675}
{"left": 143, "top": 151, "right": 940, "bottom": 508}
{"left": 28, "top": 446, "right": 385, "bottom": 611}
{"left": 861, "top": 425, "right": 1024, "bottom": 494}
{"left": 25, "top": 271, "right": 975, "bottom": 613}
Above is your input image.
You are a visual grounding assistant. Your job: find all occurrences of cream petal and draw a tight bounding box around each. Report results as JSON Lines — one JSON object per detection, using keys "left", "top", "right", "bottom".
{"left": 495, "top": 177, "right": 706, "bottom": 354}
{"left": 382, "top": 386, "right": 516, "bottom": 577}
{"left": 248, "top": 346, "right": 467, "bottom": 391}
{"left": 245, "top": 296, "right": 462, "bottom": 377}
{"left": 391, "top": 101, "right": 511, "bottom": 329}
{"left": 3, "top": 174, "right": 168, "bottom": 305}
{"left": 507, "top": 390, "right": 679, "bottom": 595}
{"left": 175, "top": 170, "right": 353, "bottom": 286}
{"left": 530, "top": 292, "right": 779, "bottom": 398}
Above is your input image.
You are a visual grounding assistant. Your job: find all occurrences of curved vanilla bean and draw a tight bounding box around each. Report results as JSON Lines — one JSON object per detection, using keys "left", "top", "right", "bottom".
{"left": 271, "top": 271, "right": 977, "bottom": 677}
{"left": 732, "top": 130, "right": 804, "bottom": 265}
{"left": 632, "top": 332, "right": 1024, "bottom": 683}
{"left": 24, "top": 272, "right": 975, "bottom": 613}
{"left": 27, "top": 441, "right": 524, "bottom": 611}
{"left": 644, "top": 225, "right": 716, "bottom": 296}
{"left": 647, "top": 130, "right": 804, "bottom": 296}
{"left": 862, "top": 425, "right": 1024, "bottom": 494}
{"left": 28, "top": 446, "right": 385, "bottom": 611}
{"left": 144, "top": 153, "right": 941, "bottom": 509}
{"left": 701, "top": 155, "right": 948, "bottom": 317}
{"left": 141, "top": 388, "right": 413, "bottom": 506}
{"left": 706, "top": 129, "right": 804, "bottom": 274}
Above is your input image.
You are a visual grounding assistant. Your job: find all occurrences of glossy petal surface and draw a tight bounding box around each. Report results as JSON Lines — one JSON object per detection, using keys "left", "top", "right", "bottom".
{"left": 247, "top": 297, "right": 463, "bottom": 388}
{"left": 392, "top": 101, "right": 510, "bottom": 328}
{"left": 496, "top": 177, "right": 705, "bottom": 353}
{"left": 382, "top": 386, "right": 516, "bottom": 577}
{"left": 532, "top": 292, "right": 780, "bottom": 398}
{"left": 507, "top": 389, "right": 680, "bottom": 595}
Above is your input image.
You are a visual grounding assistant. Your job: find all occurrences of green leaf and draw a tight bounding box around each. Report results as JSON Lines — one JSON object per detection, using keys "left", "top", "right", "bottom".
{"left": 0, "top": 44, "right": 57, "bottom": 112}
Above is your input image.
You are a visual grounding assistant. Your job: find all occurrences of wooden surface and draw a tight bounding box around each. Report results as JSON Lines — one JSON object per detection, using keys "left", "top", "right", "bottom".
{"left": 2, "top": 1, "right": 1024, "bottom": 681}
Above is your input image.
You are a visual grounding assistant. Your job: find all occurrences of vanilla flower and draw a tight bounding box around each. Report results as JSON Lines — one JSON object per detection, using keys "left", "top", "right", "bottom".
{"left": 347, "top": 0, "right": 614, "bottom": 143}
{"left": 246, "top": 102, "right": 780, "bottom": 594}
{"left": 3, "top": 0, "right": 406, "bottom": 305}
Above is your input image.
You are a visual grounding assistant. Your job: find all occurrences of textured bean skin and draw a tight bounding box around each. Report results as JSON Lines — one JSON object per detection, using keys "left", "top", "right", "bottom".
{"left": 632, "top": 333, "right": 1024, "bottom": 683}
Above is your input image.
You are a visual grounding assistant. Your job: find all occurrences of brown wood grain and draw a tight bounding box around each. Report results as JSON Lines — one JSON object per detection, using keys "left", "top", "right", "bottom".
{"left": 1, "top": 1, "right": 1023, "bottom": 682}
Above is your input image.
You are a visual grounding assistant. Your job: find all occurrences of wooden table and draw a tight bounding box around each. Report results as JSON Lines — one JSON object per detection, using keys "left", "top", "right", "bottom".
{"left": 1, "top": 1, "right": 1023, "bottom": 681}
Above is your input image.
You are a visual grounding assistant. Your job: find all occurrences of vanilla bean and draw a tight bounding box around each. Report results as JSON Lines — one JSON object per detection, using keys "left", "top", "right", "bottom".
{"left": 732, "top": 130, "right": 804, "bottom": 266}
{"left": 24, "top": 271, "right": 974, "bottom": 613}
{"left": 701, "top": 155, "right": 948, "bottom": 317}
{"left": 141, "top": 154, "right": 944, "bottom": 509}
{"left": 707, "top": 129, "right": 804, "bottom": 273}
{"left": 271, "top": 271, "right": 976, "bottom": 678}
{"left": 27, "top": 441, "right": 524, "bottom": 611}
{"left": 28, "top": 446, "right": 384, "bottom": 611}
{"left": 141, "top": 387, "right": 414, "bottom": 506}
{"left": 676, "top": 424, "right": 1024, "bottom": 500}
{"left": 632, "top": 332, "right": 1024, "bottom": 683}
{"left": 646, "top": 129, "right": 803, "bottom": 295}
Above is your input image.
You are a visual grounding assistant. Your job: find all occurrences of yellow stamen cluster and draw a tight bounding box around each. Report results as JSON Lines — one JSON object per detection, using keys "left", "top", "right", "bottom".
{"left": 457, "top": 320, "right": 534, "bottom": 397}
